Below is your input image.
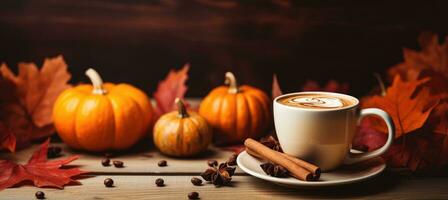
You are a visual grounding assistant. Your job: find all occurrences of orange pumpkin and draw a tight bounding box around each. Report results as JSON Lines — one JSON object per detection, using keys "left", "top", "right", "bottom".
{"left": 153, "top": 98, "right": 212, "bottom": 157}
{"left": 53, "top": 68, "right": 154, "bottom": 152}
{"left": 199, "top": 72, "right": 271, "bottom": 145}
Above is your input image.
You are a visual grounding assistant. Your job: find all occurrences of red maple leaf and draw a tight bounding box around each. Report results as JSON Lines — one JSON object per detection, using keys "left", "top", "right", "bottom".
{"left": 0, "top": 124, "right": 16, "bottom": 152}
{"left": 153, "top": 64, "right": 189, "bottom": 118}
{"left": 427, "top": 92, "right": 448, "bottom": 137}
{"left": 383, "top": 131, "right": 446, "bottom": 171}
{"left": 352, "top": 119, "right": 387, "bottom": 152}
{"left": 353, "top": 119, "right": 447, "bottom": 171}
{"left": 0, "top": 139, "right": 87, "bottom": 190}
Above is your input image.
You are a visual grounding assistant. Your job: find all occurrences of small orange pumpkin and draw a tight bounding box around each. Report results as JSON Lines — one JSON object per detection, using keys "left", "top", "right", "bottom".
{"left": 153, "top": 98, "right": 212, "bottom": 157}
{"left": 53, "top": 68, "right": 154, "bottom": 152}
{"left": 199, "top": 72, "right": 271, "bottom": 145}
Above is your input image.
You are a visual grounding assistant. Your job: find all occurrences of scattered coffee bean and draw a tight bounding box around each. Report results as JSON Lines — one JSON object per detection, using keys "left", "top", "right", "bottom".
{"left": 227, "top": 154, "right": 237, "bottom": 166}
{"left": 207, "top": 159, "right": 218, "bottom": 167}
{"left": 188, "top": 191, "right": 199, "bottom": 199}
{"left": 113, "top": 160, "right": 124, "bottom": 168}
{"left": 190, "top": 177, "right": 202, "bottom": 186}
{"left": 155, "top": 178, "right": 164, "bottom": 187}
{"left": 47, "top": 146, "right": 62, "bottom": 158}
{"left": 158, "top": 160, "right": 167, "bottom": 167}
{"left": 104, "top": 178, "right": 114, "bottom": 187}
{"left": 35, "top": 191, "right": 45, "bottom": 199}
{"left": 101, "top": 158, "right": 111, "bottom": 166}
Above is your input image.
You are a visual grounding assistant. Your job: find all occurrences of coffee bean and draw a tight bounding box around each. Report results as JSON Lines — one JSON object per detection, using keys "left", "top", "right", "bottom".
{"left": 104, "top": 178, "right": 114, "bottom": 187}
{"left": 47, "top": 146, "right": 62, "bottom": 158}
{"left": 158, "top": 160, "right": 167, "bottom": 167}
{"left": 190, "top": 177, "right": 202, "bottom": 186}
{"left": 155, "top": 178, "right": 164, "bottom": 187}
{"left": 207, "top": 160, "right": 218, "bottom": 167}
{"left": 101, "top": 158, "right": 110, "bottom": 166}
{"left": 35, "top": 191, "right": 45, "bottom": 199}
{"left": 113, "top": 160, "right": 124, "bottom": 168}
{"left": 188, "top": 192, "right": 199, "bottom": 199}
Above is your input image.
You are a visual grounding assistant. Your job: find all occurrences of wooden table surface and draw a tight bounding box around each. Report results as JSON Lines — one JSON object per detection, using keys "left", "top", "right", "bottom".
{"left": 1, "top": 142, "right": 448, "bottom": 200}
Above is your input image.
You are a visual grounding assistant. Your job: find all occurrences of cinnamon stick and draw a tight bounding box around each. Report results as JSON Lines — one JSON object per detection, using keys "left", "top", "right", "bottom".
{"left": 244, "top": 138, "right": 313, "bottom": 181}
{"left": 280, "top": 152, "right": 321, "bottom": 179}
{"left": 246, "top": 148, "right": 320, "bottom": 177}
{"left": 246, "top": 148, "right": 320, "bottom": 180}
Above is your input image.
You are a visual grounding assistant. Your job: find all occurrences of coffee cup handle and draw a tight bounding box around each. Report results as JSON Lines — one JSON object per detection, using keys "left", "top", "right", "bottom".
{"left": 344, "top": 108, "right": 395, "bottom": 165}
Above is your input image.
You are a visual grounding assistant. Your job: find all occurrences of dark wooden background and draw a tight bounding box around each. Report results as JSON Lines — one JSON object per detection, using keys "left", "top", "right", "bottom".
{"left": 1, "top": 0, "right": 447, "bottom": 97}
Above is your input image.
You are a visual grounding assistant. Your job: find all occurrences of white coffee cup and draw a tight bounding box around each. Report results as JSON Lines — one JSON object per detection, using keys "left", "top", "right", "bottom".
{"left": 273, "top": 91, "right": 394, "bottom": 171}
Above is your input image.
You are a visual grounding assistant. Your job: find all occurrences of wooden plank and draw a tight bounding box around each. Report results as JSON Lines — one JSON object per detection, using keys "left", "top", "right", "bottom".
{"left": 1, "top": 174, "right": 448, "bottom": 199}
{"left": 2, "top": 1, "right": 448, "bottom": 97}
{"left": 0, "top": 142, "right": 243, "bottom": 175}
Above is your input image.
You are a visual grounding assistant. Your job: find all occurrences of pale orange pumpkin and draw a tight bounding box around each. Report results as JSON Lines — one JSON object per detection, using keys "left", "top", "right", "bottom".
{"left": 153, "top": 98, "right": 212, "bottom": 157}
{"left": 199, "top": 72, "right": 271, "bottom": 145}
{"left": 53, "top": 68, "right": 154, "bottom": 152}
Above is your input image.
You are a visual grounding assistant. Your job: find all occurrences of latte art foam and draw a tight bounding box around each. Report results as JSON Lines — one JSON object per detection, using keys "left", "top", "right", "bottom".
{"left": 290, "top": 97, "right": 344, "bottom": 108}
{"left": 277, "top": 93, "right": 356, "bottom": 109}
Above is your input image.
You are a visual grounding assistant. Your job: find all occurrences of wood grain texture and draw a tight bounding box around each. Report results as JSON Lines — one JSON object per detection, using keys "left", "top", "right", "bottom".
{"left": 2, "top": 137, "right": 448, "bottom": 199}
{"left": 0, "top": 142, "right": 243, "bottom": 175}
{"left": 1, "top": 0, "right": 448, "bottom": 97}
{"left": 1, "top": 174, "right": 448, "bottom": 199}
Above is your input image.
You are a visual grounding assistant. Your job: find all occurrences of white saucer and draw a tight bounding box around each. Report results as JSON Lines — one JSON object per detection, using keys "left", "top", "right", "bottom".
{"left": 237, "top": 150, "right": 386, "bottom": 187}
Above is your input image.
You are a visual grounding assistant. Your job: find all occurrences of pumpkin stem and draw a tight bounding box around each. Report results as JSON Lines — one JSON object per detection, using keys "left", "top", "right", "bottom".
{"left": 225, "top": 72, "right": 239, "bottom": 94}
{"left": 175, "top": 98, "right": 189, "bottom": 118}
{"left": 85, "top": 68, "right": 107, "bottom": 95}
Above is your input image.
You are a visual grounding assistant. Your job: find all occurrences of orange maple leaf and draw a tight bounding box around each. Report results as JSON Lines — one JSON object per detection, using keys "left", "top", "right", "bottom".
{"left": 389, "top": 32, "right": 448, "bottom": 80}
{"left": 362, "top": 75, "right": 439, "bottom": 138}
{"left": 389, "top": 33, "right": 448, "bottom": 95}
{"left": 0, "top": 56, "right": 71, "bottom": 151}
{"left": 1, "top": 56, "right": 72, "bottom": 127}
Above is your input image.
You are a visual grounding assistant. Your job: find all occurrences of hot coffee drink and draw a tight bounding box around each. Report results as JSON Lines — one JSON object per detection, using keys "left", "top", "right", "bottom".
{"left": 274, "top": 91, "right": 394, "bottom": 171}
{"left": 277, "top": 93, "right": 355, "bottom": 109}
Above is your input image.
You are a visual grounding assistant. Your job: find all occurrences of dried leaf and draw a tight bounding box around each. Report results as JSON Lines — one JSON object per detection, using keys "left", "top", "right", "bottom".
{"left": 2, "top": 56, "right": 71, "bottom": 127}
{"left": 271, "top": 74, "right": 283, "bottom": 99}
{"left": 432, "top": 98, "right": 448, "bottom": 135}
{"left": 0, "top": 139, "right": 87, "bottom": 190}
{"left": 0, "top": 124, "right": 16, "bottom": 153}
{"left": 389, "top": 33, "right": 448, "bottom": 95}
{"left": 153, "top": 64, "right": 189, "bottom": 118}
{"left": 0, "top": 56, "right": 71, "bottom": 151}
{"left": 357, "top": 33, "right": 448, "bottom": 172}
{"left": 352, "top": 119, "right": 387, "bottom": 152}
{"left": 389, "top": 33, "right": 448, "bottom": 82}
{"left": 383, "top": 132, "right": 446, "bottom": 171}
{"left": 302, "top": 80, "right": 349, "bottom": 93}
{"left": 362, "top": 75, "right": 439, "bottom": 138}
